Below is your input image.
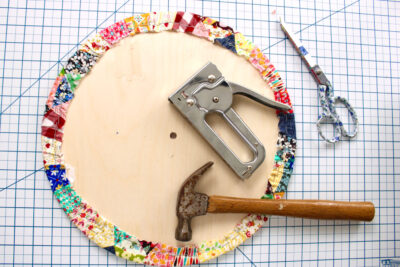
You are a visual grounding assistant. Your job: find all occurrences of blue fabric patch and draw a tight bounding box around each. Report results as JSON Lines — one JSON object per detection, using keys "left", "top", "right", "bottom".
{"left": 275, "top": 156, "right": 295, "bottom": 193}
{"left": 53, "top": 76, "right": 74, "bottom": 106}
{"left": 278, "top": 113, "right": 296, "bottom": 139}
{"left": 299, "top": 46, "right": 308, "bottom": 56}
{"left": 45, "top": 165, "right": 69, "bottom": 192}
{"left": 215, "top": 34, "right": 236, "bottom": 53}
{"left": 104, "top": 246, "right": 116, "bottom": 254}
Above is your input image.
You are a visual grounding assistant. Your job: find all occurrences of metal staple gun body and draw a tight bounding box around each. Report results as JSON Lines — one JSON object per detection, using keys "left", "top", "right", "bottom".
{"left": 169, "top": 62, "right": 291, "bottom": 179}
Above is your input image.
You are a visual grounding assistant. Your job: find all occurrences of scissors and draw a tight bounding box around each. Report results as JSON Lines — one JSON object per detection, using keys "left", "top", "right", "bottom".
{"left": 280, "top": 17, "right": 358, "bottom": 143}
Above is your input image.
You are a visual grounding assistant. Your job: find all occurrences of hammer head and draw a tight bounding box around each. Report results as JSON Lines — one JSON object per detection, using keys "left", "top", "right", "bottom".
{"left": 175, "top": 161, "right": 213, "bottom": 242}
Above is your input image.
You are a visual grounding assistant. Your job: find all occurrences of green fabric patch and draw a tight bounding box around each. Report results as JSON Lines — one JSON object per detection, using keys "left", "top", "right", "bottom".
{"left": 261, "top": 193, "right": 274, "bottom": 199}
{"left": 66, "top": 72, "right": 82, "bottom": 91}
{"left": 115, "top": 246, "right": 145, "bottom": 262}
{"left": 54, "top": 184, "right": 82, "bottom": 214}
{"left": 114, "top": 226, "right": 132, "bottom": 245}
{"left": 114, "top": 226, "right": 146, "bottom": 263}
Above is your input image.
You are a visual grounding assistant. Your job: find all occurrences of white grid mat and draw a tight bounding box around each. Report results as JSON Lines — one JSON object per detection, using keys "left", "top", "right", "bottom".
{"left": 0, "top": 0, "right": 399, "bottom": 266}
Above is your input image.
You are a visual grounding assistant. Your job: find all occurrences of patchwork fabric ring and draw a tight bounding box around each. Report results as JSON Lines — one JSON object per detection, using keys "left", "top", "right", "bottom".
{"left": 42, "top": 11, "right": 296, "bottom": 266}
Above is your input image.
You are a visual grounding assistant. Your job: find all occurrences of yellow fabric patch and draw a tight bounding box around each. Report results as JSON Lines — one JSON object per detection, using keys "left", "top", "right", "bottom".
{"left": 235, "top": 33, "right": 255, "bottom": 58}
{"left": 269, "top": 164, "right": 284, "bottom": 192}
{"left": 199, "top": 214, "right": 266, "bottom": 262}
{"left": 202, "top": 17, "right": 216, "bottom": 25}
{"left": 125, "top": 13, "right": 150, "bottom": 34}
{"left": 90, "top": 216, "right": 114, "bottom": 248}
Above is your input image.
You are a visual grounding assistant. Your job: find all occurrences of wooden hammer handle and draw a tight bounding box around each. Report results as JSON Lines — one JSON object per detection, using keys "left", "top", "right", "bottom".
{"left": 207, "top": 196, "right": 375, "bottom": 221}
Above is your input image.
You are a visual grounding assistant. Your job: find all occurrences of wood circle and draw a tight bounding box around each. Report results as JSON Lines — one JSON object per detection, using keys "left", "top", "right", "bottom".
{"left": 62, "top": 31, "right": 279, "bottom": 246}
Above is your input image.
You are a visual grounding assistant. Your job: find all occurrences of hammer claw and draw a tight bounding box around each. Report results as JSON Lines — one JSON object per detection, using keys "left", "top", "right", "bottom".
{"left": 192, "top": 161, "right": 214, "bottom": 178}
{"left": 175, "top": 161, "right": 214, "bottom": 242}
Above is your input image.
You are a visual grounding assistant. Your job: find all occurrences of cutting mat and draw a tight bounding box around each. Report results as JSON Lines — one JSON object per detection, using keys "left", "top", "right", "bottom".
{"left": 0, "top": 0, "right": 399, "bottom": 266}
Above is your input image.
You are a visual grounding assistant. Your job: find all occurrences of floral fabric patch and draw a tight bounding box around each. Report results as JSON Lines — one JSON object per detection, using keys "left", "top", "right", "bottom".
{"left": 65, "top": 50, "right": 98, "bottom": 75}
{"left": 45, "top": 165, "right": 68, "bottom": 191}
{"left": 100, "top": 20, "right": 131, "bottom": 45}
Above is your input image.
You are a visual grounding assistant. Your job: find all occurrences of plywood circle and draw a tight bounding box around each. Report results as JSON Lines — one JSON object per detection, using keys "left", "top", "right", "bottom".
{"left": 62, "top": 31, "right": 279, "bottom": 246}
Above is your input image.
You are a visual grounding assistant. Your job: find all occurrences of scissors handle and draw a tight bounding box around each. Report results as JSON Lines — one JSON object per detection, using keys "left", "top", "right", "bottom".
{"left": 317, "top": 85, "right": 359, "bottom": 143}
{"left": 316, "top": 114, "right": 342, "bottom": 143}
{"left": 334, "top": 96, "right": 359, "bottom": 138}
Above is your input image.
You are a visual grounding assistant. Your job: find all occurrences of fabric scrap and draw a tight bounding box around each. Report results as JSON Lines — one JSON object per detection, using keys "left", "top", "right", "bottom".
{"left": 45, "top": 165, "right": 69, "bottom": 192}
{"left": 235, "top": 32, "right": 255, "bottom": 60}
{"left": 269, "top": 164, "right": 284, "bottom": 192}
{"left": 248, "top": 47, "right": 294, "bottom": 113}
{"left": 273, "top": 192, "right": 285, "bottom": 199}
{"left": 273, "top": 88, "right": 293, "bottom": 112}
{"left": 51, "top": 101, "right": 70, "bottom": 121}
{"left": 278, "top": 113, "right": 296, "bottom": 139}
{"left": 100, "top": 20, "right": 131, "bottom": 45}
{"left": 79, "top": 33, "right": 110, "bottom": 55}
{"left": 149, "top": 11, "right": 177, "bottom": 32}
{"left": 54, "top": 184, "right": 81, "bottom": 214}
{"left": 65, "top": 50, "right": 98, "bottom": 75}
{"left": 249, "top": 47, "right": 270, "bottom": 72}
{"left": 69, "top": 201, "right": 98, "bottom": 238}
{"left": 202, "top": 17, "right": 233, "bottom": 41}
{"left": 138, "top": 240, "right": 157, "bottom": 255}
{"left": 65, "top": 72, "right": 82, "bottom": 91}
{"left": 174, "top": 246, "right": 199, "bottom": 266}
{"left": 114, "top": 227, "right": 147, "bottom": 263}
{"left": 53, "top": 76, "right": 74, "bottom": 107}
{"left": 46, "top": 75, "right": 71, "bottom": 119}
{"left": 104, "top": 246, "right": 116, "bottom": 254}
{"left": 234, "top": 33, "right": 255, "bottom": 58}
{"left": 202, "top": 17, "right": 234, "bottom": 32}
{"left": 144, "top": 243, "right": 178, "bottom": 266}
{"left": 91, "top": 216, "right": 115, "bottom": 248}
{"left": 215, "top": 34, "right": 236, "bottom": 53}
{"left": 46, "top": 75, "right": 63, "bottom": 109}
{"left": 41, "top": 136, "right": 62, "bottom": 156}
{"left": 125, "top": 13, "right": 151, "bottom": 33}
{"left": 42, "top": 152, "right": 64, "bottom": 166}
{"left": 172, "top": 11, "right": 204, "bottom": 34}
{"left": 41, "top": 109, "right": 65, "bottom": 142}
{"left": 275, "top": 134, "right": 296, "bottom": 192}
{"left": 198, "top": 214, "right": 266, "bottom": 262}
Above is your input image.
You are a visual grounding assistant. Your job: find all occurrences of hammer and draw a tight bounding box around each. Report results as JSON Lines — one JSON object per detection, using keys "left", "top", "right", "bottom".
{"left": 175, "top": 162, "right": 375, "bottom": 242}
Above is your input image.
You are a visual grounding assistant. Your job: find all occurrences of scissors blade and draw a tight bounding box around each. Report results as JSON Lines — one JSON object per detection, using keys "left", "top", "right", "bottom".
{"left": 280, "top": 17, "right": 330, "bottom": 86}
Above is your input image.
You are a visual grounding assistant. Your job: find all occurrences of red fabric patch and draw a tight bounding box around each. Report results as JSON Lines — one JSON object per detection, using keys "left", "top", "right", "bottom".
{"left": 173, "top": 11, "right": 203, "bottom": 33}
{"left": 42, "top": 109, "right": 66, "bottom": 142}
{"left": 100, "top": 20, "right": 131, "bottom": 45}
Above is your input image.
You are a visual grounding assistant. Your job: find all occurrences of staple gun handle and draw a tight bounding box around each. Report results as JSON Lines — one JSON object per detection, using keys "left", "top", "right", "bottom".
{"left": 229, "top": 82, "right": 291, "bottom": 111}
{"left": 194, "top": 109, "right": 265, "bottom": 179}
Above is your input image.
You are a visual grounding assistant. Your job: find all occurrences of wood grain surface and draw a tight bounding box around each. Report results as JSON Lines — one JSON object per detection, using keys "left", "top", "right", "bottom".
{"left": 208, "top": 196, "right": 375, "bottom": 221}
{"left": 62, "top": 31, "right": 280, "bottom": 246}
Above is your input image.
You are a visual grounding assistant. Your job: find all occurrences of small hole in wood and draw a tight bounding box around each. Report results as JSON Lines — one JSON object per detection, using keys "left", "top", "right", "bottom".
{"left": 170, "top": 132, "right": 177, "bottom": 139}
